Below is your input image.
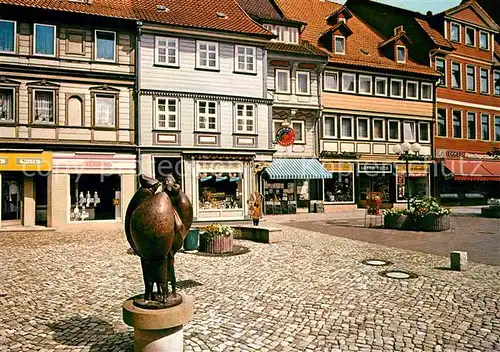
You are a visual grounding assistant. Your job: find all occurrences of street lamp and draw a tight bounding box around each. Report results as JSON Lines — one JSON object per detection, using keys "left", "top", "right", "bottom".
{"left": 393, "top": 142, "right": 421, "bottom": 209}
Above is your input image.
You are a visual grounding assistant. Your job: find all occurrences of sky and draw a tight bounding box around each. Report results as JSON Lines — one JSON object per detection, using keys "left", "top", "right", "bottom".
{"left": 337, "top": 0, "right": 462, "bottom": 14}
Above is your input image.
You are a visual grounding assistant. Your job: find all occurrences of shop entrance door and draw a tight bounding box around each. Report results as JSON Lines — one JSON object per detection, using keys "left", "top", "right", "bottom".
{"left": 1, "top": 173, "right": 23, "bottom": 225}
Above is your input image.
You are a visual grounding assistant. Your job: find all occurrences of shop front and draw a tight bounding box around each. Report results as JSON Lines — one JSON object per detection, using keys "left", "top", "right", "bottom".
{"left": 322, "top": 162, "right": 357, "bottom": 212}
{"left": 357, "top": 163, "right": 394, "bottom": 207}
{"left": 395, "top": 164, "right": 431, "bottom": 203}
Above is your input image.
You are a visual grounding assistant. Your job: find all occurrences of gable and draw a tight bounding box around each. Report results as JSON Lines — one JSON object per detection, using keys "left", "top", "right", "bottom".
{"left": 452, "top": 7, "right": 491, "bottom": 28}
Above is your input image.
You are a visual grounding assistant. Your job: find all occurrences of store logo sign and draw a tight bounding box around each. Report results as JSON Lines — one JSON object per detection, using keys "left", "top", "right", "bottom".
{"left": 358, "top": 164, "right": 392, "bottom": 173}
{"left": 276, "top": 126, "right": 296, "bottom": 147}
{"left": 16, "top": 158, "right": 43, "bottom": 165}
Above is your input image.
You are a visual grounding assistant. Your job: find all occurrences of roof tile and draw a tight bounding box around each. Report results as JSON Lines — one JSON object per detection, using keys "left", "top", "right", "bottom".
{"left": 415, "top": 18, "right": 453, "bottom": 49}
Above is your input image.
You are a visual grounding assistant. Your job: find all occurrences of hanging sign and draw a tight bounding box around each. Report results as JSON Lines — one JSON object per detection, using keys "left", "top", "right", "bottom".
{"left": 276, "top": 126, "right": 296, "bottom": 146}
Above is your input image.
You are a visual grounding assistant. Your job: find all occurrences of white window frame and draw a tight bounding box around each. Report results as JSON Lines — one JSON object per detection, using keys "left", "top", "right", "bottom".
{"left": 480, "top": 68, "right": 490, "bottom": 94}
{"left": 372, "top": 118, "right": 385, "bottom": 140}
{"left": 33, "top": 89, "right": 55, "bottom": 124}
{"left": 452, "top": 110, "right": 463, "bottom": 138}
{"left": 94, "top": 93, "right": 116, "bottom": 127}
{"left": 155, "top": 97, "right": 179, "bottom": 130}
{"left": 406, "top": 80, "right": 419, "bottom": 100}
{"left": 390, "top": 78, "right": 403, "bottom": 98}
{"left": 95, "top": 30, "right": 116, "bottom": 62}
{"left": 291, "top": 120, "right": 306, "bottom": 143}
{"left": 196, "top": 41, "right": 219, "bottom": 70}
{"left": 418, "top": 122, "right": 430, "bottom": 143}
{"left": 33, "top": 23, "right": 57, "bottom": 57}
{"left": 375, "top": 77, "right": 387, "bottom": 96}
{"left": 466, "top": 64, "right": 476, "bottom": 92}
{"left": 403, "top": 121, "right": 416, "bottom": 142}
{"left": 435, "top": 57, "right": 447, "bottom": 86}
{"left": 323, "top": 71, "right": 339, "bottom": 92}
{"left": 465, "top": 26, "right": 475, "bottom": 46}
{"left": 358, "top": 75, "right": 372, "bottom": 95}
{"left": 342, "top": 73, "right": 356, "bottom": 93}
{"left": 288, "top": 28, "right": 299, "bottom": 44}
{"left": 340, "top": 115, "right": 354, "bottom": 139}
{"left": 235, "top": 103, "right": 256, "bottom": 134}
{"left": 481, "top": 113, "right": 490, "bottom": 140}
{"left": 296, "top": 71, "right": 311, "bottom": 95}
{"left": 451, "top": 61, "right": 462, "bottom": 89}
{"left": 323, "top": 115, "right": 337, "bottom": 138}
{"left": 479, "top": 31, "right": 489, "bottom": 50}
{"left": 494, "top": 70, "right": 500, "bottom": 96}
{"left": 450, "top": 22, "right": 461, "bottom": 43}
{"left": 275, "top": 69, "right": 291, "bottom": 94}
{"left": 396, "top": 45, "right": 406, "bottom": 63}
{"left": 421, "top": 82, "right": 433, "bottom": 101}
{"left": 196, "top": 100, "right": 218, "bottom": 132}
{"left": 0, "top": 87, "right": 15, "bottom": 122}
{"left": 0, "top": 20, "right": 16, "bottom": 54}
{"left": 388, "top": 120, "right": 400, "bottom": 142}
{"left": 155, "top": 36, "right": 179, "bottom": 67}
{"left": 357, "top": 117, "right": 370, "bottom": 140}
{"left": 334, "top": 35, "right": 345, "bottom": 55}
{"left": 234, "top": 45, "right": 256, "bottom": 74}
{"left": 467, "top": 112, "right": 477, "bottom": 140}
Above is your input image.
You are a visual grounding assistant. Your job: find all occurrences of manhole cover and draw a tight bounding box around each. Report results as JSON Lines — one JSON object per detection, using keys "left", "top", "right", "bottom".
{"left": 379, "top": 270, "right": 418, "bottom": 279}
{"left": 362, "top": 259, "right": 392, "bottom": 266}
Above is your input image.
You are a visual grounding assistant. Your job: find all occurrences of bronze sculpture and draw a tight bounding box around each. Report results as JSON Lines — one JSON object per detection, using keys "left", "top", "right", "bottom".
{"left": 125, "top": 174, "right": 193, "bottom": 309}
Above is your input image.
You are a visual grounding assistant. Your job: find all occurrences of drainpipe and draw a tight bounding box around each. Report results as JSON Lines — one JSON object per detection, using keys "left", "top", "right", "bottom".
{"left": 135, "top": 21, "right": 143, "bottom": 178}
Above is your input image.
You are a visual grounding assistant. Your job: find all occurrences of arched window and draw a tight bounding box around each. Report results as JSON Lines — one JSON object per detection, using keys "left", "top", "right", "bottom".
{"left": 67, "top": 95, "right": 83, "bottom": 126}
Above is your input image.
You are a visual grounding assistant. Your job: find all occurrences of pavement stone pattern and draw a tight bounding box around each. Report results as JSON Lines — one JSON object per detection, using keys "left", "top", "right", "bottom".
{"left": 0, "top": 222, "right": 499, "bottom": 352}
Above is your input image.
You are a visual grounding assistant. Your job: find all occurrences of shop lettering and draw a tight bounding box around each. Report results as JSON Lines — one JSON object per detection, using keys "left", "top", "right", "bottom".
{"left": 0, "top": 158, "right": 7, "bottom": 165}
{"left": 446, "top": 151, "right": 494, "bottom": 160}
{"left": 16, "top": 158, "right": 43, "bottom": 165}
{"left": 358, "top": 164, "right": 392, "bottom": 173}
{"left": 83, "top": 160, "right": 113, "bottom": 167}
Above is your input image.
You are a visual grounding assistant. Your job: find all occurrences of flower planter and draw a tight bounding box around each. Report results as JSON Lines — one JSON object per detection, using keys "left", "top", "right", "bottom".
{"left": 414, "top": 214, "right": 450, "bottom": 232}
{"left": 481, "top": 206, "right": 500, "bottom": 218}
{"left": 384, "top": 214, "right": 411, "bottom": 230}
{"left": 200, "top": 234, "right": 233, "bottom": 254}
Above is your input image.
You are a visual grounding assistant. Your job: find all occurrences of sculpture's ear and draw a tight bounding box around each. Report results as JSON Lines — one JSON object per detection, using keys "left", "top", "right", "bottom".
{"left": 139, "top": 174, "right": 160, "bottom": 188}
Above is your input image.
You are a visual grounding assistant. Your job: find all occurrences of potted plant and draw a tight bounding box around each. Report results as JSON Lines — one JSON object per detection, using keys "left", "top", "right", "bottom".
{"left": 382, "top": 208, "right": 411, "bottom": 230}
{"left": 199, "top": 223, "right": 235, "bottom": 254}
{"left": 410, "top": 196, "right": 451, "bottom": 232}
{"left": 481, "top": 199, "right": 500, "bottom": 218}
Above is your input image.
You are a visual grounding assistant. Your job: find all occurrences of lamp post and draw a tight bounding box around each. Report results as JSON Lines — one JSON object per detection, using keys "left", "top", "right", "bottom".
{"left": 393, "top": 142, "right": 421, "bottom": 209}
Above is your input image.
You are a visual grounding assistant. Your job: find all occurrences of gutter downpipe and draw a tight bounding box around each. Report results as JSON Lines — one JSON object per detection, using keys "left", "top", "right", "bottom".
{"left": 135, "top": 21, "right": 143, "bottom": 179}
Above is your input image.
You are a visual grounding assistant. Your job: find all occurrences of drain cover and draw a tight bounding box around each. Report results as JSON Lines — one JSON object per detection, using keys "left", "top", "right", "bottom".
{"left": 362, "top": 259, "right": 392, "bottom": 266}
{"left": 379, "top": 270, "right": 418, "bottom": 279}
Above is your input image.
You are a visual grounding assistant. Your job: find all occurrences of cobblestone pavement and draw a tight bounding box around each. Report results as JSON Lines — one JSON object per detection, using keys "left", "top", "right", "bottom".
{"left": 0, "top": 224, "right": 499, "bottom": 352}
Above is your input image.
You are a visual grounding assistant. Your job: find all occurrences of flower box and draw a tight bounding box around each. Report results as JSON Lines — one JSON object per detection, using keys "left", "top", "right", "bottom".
{"left": 384, "top": 214, "right": 412, "bottom": 230}
{"left": 200, "top": 234, "right": 233, "bottom": 254}
{"left": 414, "top": 214, "right": 450, "bottom": 232}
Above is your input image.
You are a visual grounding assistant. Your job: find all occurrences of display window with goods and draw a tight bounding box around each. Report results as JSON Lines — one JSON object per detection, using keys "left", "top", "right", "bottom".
{"left": 198, "top": 172, "right": 242, "bottom": 210}
{"left": 324, "top": 173, "right": 354, "bottom": 204}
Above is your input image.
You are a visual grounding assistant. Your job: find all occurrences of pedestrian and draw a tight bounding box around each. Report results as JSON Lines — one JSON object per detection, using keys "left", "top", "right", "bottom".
{"left": 249, "top": 191, "right": 262, "bottom": 226}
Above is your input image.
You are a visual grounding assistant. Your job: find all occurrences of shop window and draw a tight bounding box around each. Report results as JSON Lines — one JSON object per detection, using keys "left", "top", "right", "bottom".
{"left": 481, "top": 114, "right": 489, "bottom": 140}
{"left": 325, "top": 173, "right": 353, "bottom": 203}
{"left": 197, "top": 100, "right": 217, "bottom": 131}
{"left": 388, "top": 120, "right": 400, "bottom": 141}
{"left": 480, "top": 31, "right": 489, "bottom": 50}
{"left": 0, "top": 88, "right": 14, "bottom": 122}
{"left": 437, "top": 108, "right": 447, "bottom": 137}
{"left": 264, "top": 180, "right": 296, "bottom": 215}
{"left": 396, "top": 46, "right": 406, "bottom": 63}
{"left": 198, "top": 172, "right": 242, "bottom": 210}
{"left": 292, "top": 121, "right": 305, "bottom": 143}
{"left": 465, "top": 27, "right": 475, "bottom": 46}
{"left": 495, "top": 116, "right": 500, "bottom": 141}
{"left": 480, "top": 68, "right": 489, "bottom": 94}
{"left": 34, "top": 24, "right": 56, "bottom": 56}
{"left": 357, "top": 117, "right": 369, "bottom": 139}
{"left": 390, "top": 79, "right": 403, "bottom": 97}
{"left": 156, "top": 98, "right": 178, "bottom": 130}
{"left": 340, "top": 116, "right": 353, "bottom": 138}
{"left": 467, "top": 112, "right": 476, "bottom": 139}
{"left": 358, "top": 75, "right": 372, "bottom": 94}
{"left": 450, "top": 22, "right": 460, "bottom": 42}
{"left": 406, "top": 81, "right": 418, "bottom": 99}
{"left": 466, "top": 65, "right": 476, "bottom": 91}
{"left": 0, "top": 20, "right": 16, "bottom": 53}
{"left": 451, "top": 62, "right": 461, "bottom": 89}
{"left": 375, "top": 77, "right": 387, "bottom": 96}
{"left": 495, "top": 71, "right": 500, "bottom": 96}
{"left": 435, "top": 58, "right": 446, "bottom": 86}
{"left": 324, "top": 71, "right": 338, "bottom": 91}
{"left": 418, "top": 122, "right": 430, "bottom": 143}
{"left": 342, "top": 73, "right": 355, "bottom": 93}
{"left": 33, "top": 90, "right": 55, "bottom": 123}
{"left": 235, "top": 104, "right": 255, "bottom": 133}
{"left": 70, "top": 174, "right": 121, "bottom": 221}
{"left": 373, "top": 119, "right": 385, "bottom": 140}
{"left": 67, "top": 96, "right": 83, "bottom": 126}
{"left": 95, "top": 30, "right": 115, "bottom": 61}
{"left": 452, "top": 110, "right": 462, "bottom": 138}
{"left": 196, "top": 40, "right": 219, "bottom": 70}
{"left": 421, "top": 83, "right": 433, "bottom": 101}
{"left": 396, "top": 174, "right": 428, "bottom": 202}
{"left": 296, "top": 71, "right": 310, "bottom": 95}
{"left": 275, "top": 69, "right": 290, "bottom": 93}
{"left": 94, "top": 94, "right": 115, "bottom": 127}
{"left": 323, "top": 115, "right": 336, "bottom": 138}
{"left": 235, "top": 45, "right": 256, "bottom": 73}
{"left": 359, "top": 175, "right": 391, "bottom": 202}
{"left": 335, "top": 36, "right": 345, "bottom": 54}
{"left": 66, "top": 31, "right": 84, "bottom": 55}
{"left": 155, "top": 36, "right": 179, "bottom": 66}
{"left": 155, "top": 157, "right": 182, "bottom": 181}
{"left": 403, "top": 121, "right": 416, "bottom": 142}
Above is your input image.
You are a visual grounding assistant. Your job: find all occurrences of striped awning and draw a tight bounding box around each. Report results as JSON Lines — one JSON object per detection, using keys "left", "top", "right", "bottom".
{"left": 264, "top": 158, "right": 332, "bottom": 180}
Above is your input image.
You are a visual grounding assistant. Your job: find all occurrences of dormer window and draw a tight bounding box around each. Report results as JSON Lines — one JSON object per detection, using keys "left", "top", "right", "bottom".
{"left": 465, "top": 27, "right": 475, "bottom": 46}
{"left": 396, "top": 45, "right": 406, "bottom": 63}
{"left": 450, "top": 22, "right": 461, "bottom": 42}
{"left": 335, "top": 36, "right": 345, "bottom": 54}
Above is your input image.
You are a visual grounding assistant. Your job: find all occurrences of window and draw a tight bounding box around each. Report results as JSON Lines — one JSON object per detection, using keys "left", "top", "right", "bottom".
{"left": 323, "top": 115, "right": 336, "bottom": 137}
{"left": 388, "top": 120, "right": 400, "bottom": 141}
{"left": 421, "top": 83, "right": 433, "bottom": 101}
{"left": 481, "top": 114, "right": 489, "bottom": 140}
{"left": 357, "top": 117, "right": 369, "bottom": 139}
{"left": 466, "top": 65, "right": 476, "bottom": 91}
{"left": 235, "top": 45, "right": 256, "bottom": 73}
{"left": 0, "top": 88, "right": 14, "bottom": 122}
{"left": 495, "top": 71, "right": 500, "bottom": 96}
{"left": 437, "top": 108, "right": 447, "bottom": 137}
{"left": 67, "top": 96, "right": 83, "bottom": 126}
{"left": 435, "top": 58, "right": 446, "bottom": 86}
{"left": 396, "top": 46, "right": 406, "bottom": 63}
{"left": 373, "top": 119, "right": 385, "bottom": 140}
{"left": 451, "top": 62, "right": 461, "bottom": 89}
{"left": 340, "top": 116, "right": 353, "bottom": 138}
{"left": 452, "top": 110, "right": 462, "bottom": 138}
{"left": 403, "top": 121, "right": 416, "bottom": 142}
{"left": 34, "top": 24, "right": 56, "bottom": 56}
{"left": 197, "top": 101, "right": 217, "bottom": 131}
{"left": 324, "top": 173, "right": 354, "bottom": 203}
{"left": 467, "top": 112, "right": 476, "bottom": 139}
{"left": 269, "top": 25, "right": 299, "bottom": 44}
{"left": 324, "top": 71, "right": 339, "bottom": 91}
{"left": 288, "top": 28, "right": 299, "bottom": 44}
{"left": 235, "top": 104, "right": 255, "bottom": 133}
{"left": 196, "top": 41, "right": 219, "bottom": 70}
{"left": 375, "top": 77, "right": 387, "bottom": 96}
{"left": 155, "top": 36, "right": 179, "bottom": 66}
{"left": 95, "top": 31, "right": 115, "bottom": 61}
{"left": 406, "top": 81, "right": 418, "bottom": 99}
{"left": 358, "top": 75, "right": 372, "bottom": 94}
{"left": 335, "top": 36, "right": 345, "bottom": 54}
{"left": 67, "top": 31, "right": 84, "bottom": 55}
{"left": 390, "top": 79, "right": 403, "bottom": 97}
{"left": 495, "top": 116, "right": 500, "bottom": 141}
{"left": 465, "top": 27, "right": 475, "bottom": 46}
{"left": 199, "top": 172, "right": 242, "bottom": 210}
{"left": 296, "top": 71, "right": 310, "bottom": 95}
{"left": 275, "top": 69, "right": 290, "bottom": 93}
{"left": 342, "top": 73, "right": 355, "bottom": 92}
{"left": 292, "top": 121, "right": 305, "bottom": 143}
{"left": 94, "top": 94, "right": 115, "bottom": 127}
{"left": 419, "top": 122, "right": 430, "bottom": 142}
{"left": 0, "top": 20, "right": 16, "bottom": 53}
{"left": 480, "top": 68, "right": 489, "bottom": 94}
{"left": 156, "top": 98, "right": 178, "bottom": 130}
{"left": 480, "top": 31, "right": 489, "bottom": 50}
{"left": 450, "top": 22, "right": 460, "bottom": 42}
{"left": 34, "top": 90, "right": 55, "bottom": 123}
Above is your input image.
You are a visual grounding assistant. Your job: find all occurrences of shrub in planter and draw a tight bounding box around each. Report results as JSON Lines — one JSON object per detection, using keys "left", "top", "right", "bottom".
{"left": 199, "top": 224, "right": 240, "bottom": 254}
{"left": 410, "top": 196, "right": 451, "bottom": 232}
{"left": 481, "top": 198, "right": 500, "bottom": 218}
{"left": 382, "top": 208, "right": 412, "bottom": 229}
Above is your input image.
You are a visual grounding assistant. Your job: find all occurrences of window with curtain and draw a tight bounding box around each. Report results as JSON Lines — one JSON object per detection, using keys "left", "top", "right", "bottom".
{"left": 197, "top": 41, "right": 218, "bottom": 69}
{"left": 357, "top": 118, "right": 369, "bottom": 139}
{"left": 156, "top": 98, "right": 178, "bottom": 129}
{"left": 451, "top": 62, "right": 461, "bottom": 88}
{"left": 396, "top": 46, "right": 406, "bottom": 63}
{"left": 450, "top": 22, "right": 460, "bottom": 42}
{"left": 467, "top": 112, "right": 476, "bottom": 139}
{"left": 235, "top": 45, "right": 256, "bottom": 73}
{"left": 495, "top": 116, "right": 500, "bottom": 141}
{"left": 435, "top": 58, "right": 446, "bottom": 86}
{"left": 324, "top": 116, "right": 336, "bottom": 137}
{"left": 67, "top": 96, "right": 82, "bottom": 126}
{"left": 197, "top": 100, "right": 217, "bottom": 131}
{"left": 335, "top": 36, "right": 345, "bottom": 54}
{"left": 389, "top": 120, "right": 399, "bottom": 140}
{"left": 292, "top": 121, "right": 305, "bottom": 143}
{"left": 34, "top": 24, "right": 56, "bottom": 56}
{"left": 96, "top": 31, "right": 115, "bottom": 61}
{"left": 495, "top": 71, "right": 500, "bottom": 96}
{"left": 407, "top": 81, "right": 418, "bottom": 99}
{"left": 342, "top": 73, "right": 355, "bottom": 92}
{"left": 453, "top": 110, "right": 462, "bottom": 138}
{"left": 481, "top": 114, "right": 489, "bottom": 140}
{"left": 324, "top": 71, "right": 338, "bottom": 91}
{"left": 236, "top": 104, "right": 255, "bottom": 133}
{"left": 480, "top": 32, "right": 489, "bottom": 50}
{"left": 94, "top": 94, "right": 115, "bottom": 127}
{"left": 340, "top": 116, "right": 353, "bottom": 138}
{"left": 419, "top": 122, "right": 430, "bottom": 142}
{"left": 421, "top": 83, "right": 432, "bottom": 100}
{"left": 296, "top": 71, "right": 310, "bottom": 95}
{"left": 34, "top": 90, "right": 54, "bottom": 123}
{"left": 0, "top": 20, "right": 15, "bottom": 53}
{"left": 390, "top": 79, "right": 403, "bottom": 97}
{"left": 437, "top": 108, "right": 447, "bottom": 137}
{"left": 403, "top": 121, "right": 415, "bottom": 141}
{"left": 359, "top": 76, "right": 372, "bottom": 94}
{"left": 480, "top": 68, "right": 489, "bottom": 93}
{"left": 373, "top": 119, "right": 384, "bottom": 139}
{"left": 0, "top": 88, "right": 14, "bottom": 121}
{"left": 276, "top": 70, "right": 290, "bottom": 93}
{"left": 156, "top": 36, "right": 178, "bottom": 66}
{"left": 466, "top": 65, "right": 475, "bottom": 91}
{"left": 375, "top": 77, "right": 387, "bottom": 95}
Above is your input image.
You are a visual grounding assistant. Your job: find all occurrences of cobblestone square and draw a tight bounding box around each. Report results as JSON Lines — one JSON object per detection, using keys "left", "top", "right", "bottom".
{"left": 0, "top": 220, "right": 499, "bottom": 351}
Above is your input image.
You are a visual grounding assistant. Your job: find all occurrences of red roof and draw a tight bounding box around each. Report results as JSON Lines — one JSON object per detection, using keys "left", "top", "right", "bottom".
{"left": 415, "top": 18, "right": 454, "bottom": 50}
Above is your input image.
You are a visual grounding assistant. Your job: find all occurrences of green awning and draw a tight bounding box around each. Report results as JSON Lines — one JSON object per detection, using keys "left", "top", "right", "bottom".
{"left": 264, "top": 158, "right": 332, "bottom": 180}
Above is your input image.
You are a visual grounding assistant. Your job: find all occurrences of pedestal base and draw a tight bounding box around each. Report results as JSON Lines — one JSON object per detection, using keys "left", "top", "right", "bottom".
{"left": 123, "top": 293, "right": 194, "bottom": 352}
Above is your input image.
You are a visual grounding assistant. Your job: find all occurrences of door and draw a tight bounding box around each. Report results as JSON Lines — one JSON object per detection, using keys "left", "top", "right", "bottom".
{"left": 296, "top": 179, "right": 310, "bottom": 213}
{"left": 1, "top": 174, "right": 23, "bottom": 224}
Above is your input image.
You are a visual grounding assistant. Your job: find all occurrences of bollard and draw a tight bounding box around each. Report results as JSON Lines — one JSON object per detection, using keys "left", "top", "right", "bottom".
{"left": 450, "top": 251, "right": 467, "bottom": 271}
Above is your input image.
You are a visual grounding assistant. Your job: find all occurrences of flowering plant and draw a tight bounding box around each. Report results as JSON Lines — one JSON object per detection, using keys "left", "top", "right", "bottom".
{"left": 199, "top": 223, "right": 240, "bottom": 241}
{"left": 410, "top": 196, "right": 451, "bottom": 217}
{"left": 487, "top": 198, "right": 500, "bottom": 207}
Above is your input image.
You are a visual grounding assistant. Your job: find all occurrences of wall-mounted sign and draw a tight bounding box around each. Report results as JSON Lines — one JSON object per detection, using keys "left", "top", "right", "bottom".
{"left": 441, "top": 150, "right": 497, "bottom": 160}
{"left": 319, "top": 151, "right": 358, "bottom": 160}
{"left": 0, "top": 152, "right": 52, "bottom": 171}
{"left": 396, "top": 164, "right": 429, "bottom": 176}
{"left": 358, "top": 163, "right": 392, "bottom": 174}
{"left": 276, "top": 126, "right": 296, "bottom": 147}
{"left": 323, "top": 162, "right": 354, "bottom": 173}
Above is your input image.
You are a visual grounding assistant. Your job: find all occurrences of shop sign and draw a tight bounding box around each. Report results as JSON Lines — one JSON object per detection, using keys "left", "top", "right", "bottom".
{"left": 323, "top": 162, "right": 354, "bottom": 173}
{"left": 396, "top": 164, "right": 429, "bottom": 176}
{"left": 444, "top": 150, "right": 496, "bottom": 160}
{"left": 276, "top": 126, "right": 296, "bottom": 146}
{"left": 358, "top": 163, "right": 392, "bottom": 174}
{"left": 0, "top": 152, "right": 52, "bottom": 171}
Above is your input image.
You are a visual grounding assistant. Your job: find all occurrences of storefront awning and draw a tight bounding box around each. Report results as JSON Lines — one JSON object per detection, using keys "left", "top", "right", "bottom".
{"left": 264, "top": 158, "right": 332, "bottom": 180}
{"left": 445, "top": 160, "right": 500, "bottom": 181}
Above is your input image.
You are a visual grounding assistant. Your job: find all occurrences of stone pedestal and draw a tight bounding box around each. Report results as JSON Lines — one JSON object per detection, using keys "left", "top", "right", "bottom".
{"left": 123, "top": 294, "right": 194, "bottom": 352}
{"left": 450, "top": 251, "right": 468, "bottom": 271}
